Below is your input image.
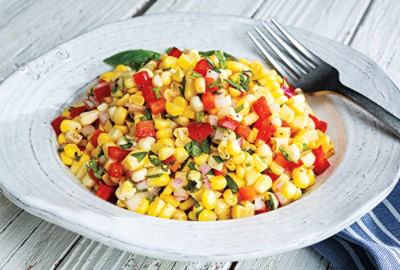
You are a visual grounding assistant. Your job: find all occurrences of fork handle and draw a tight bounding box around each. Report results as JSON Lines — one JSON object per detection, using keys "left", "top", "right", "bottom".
{"left": 333, "top": 84, "right": 400, "bottom": 138}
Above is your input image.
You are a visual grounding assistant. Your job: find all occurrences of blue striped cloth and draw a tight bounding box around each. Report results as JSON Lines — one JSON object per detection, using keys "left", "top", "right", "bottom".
{"left": 312, "top": 181, "right": 400, "bottom": 270}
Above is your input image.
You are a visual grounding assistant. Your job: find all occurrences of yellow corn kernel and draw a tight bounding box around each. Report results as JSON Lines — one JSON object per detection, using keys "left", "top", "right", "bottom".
{"left": 194, "top": 77, "right": 206, "bottom": 94}
{"left": 160, "top": 194, "right": 180, "bottom": 208}
{"left": 227, "top": 140, "right": 241, "bottom": 156}
{"left": 100, "top": 72, "right": 114, "bottom": 82}
{"left": 253, "top": 175, "right": 272, "bottom": 194}
{"left": 161, "top": 184, "right": 174, "bottom": 196}
{"left": 245, "top": 168, "right": 259, "bottom": 186}
{"left": 182, "top": 106, "right": 195, "bottom": 119}
{"left": 114, "top": 64, "right": 129, "bottom": 73}
{"left": 226, "top": 61, "right": 243, "bottom": 72}
{"left": 64, "top": 144, "right": 81, "bottom": 159}
{"left": 70, "top": 153, "right": 90, "bottom": 174}
{"left": 121, "top": 152, "right": 145, "bottom": 171}
{"left": 243, "top": 112, "right": 259, "bottom": 126}
{"left": 156, "top": 128, "right": 173, "bottom": 139}
{"left": 229, "top": 173, "right": 245, "bottom": 188}
{"left": 174, "top": 147, "right": 189, "bottom": 163}
{"left": 209, "top": 54, "right": 219, "bottom": 67}
{"left": 179, "top": 198, "right": 195, "bottom": 211}
{"left": 114, "top": 125, "right": 128, "bottom": 135}
{"left": 158, "top": 146, "right": 175, "bottom": 161}
{"left": 159, "top": 204, "right": 176, "bottom": 219}
{"left": 274, "top": 127, "right": 291, "bottom": 138}
{"left": 225, "top": 160, "right": 236, "bottom": 171}
{"left": 135, "top": 198, "right": 150, "bottom": 214}
{"left": 236, "top": 100, "right": 250, "bottom": 116}
{"left": 293, "top": 188, "right": 302, "bottom": 200}
{"left": 288, "top": 95, "right": 306, "bottom": 114}
{"left": 147, "top": 197, "right": 166, "bottom": 217}
{"left": 202, "top": 189, "right": 217, "bottom": 210}
{"left": 148, "top": 173, "right": 170, "bottom": 187}
{"left": 117, "top": 200, "right": 126, "bottom": 208}
{"left": 109, "top": 128, "right": 123, "bottom": 142}
{"left": 188, "top": 210, "right": 197, "bottom": 221}
{"left": 58, "top": 133, "right": 66, "bottom": 145}
{"left": 235, "top": 165, "right": 246, "bottom": 180}
{"left": 129, "top": 94, "right": 145, "bottom": 105}
{"left": 161, "top": 71, "right": 172, "bottom": 85}
{"left": 232, "top": 151, "right": 245, "bottom": 164}
{"left": 232, "top": 204, "right": 246, "bottom": 219}
{"left": 307, "top": 169, "right": 315, "bottom": 185}
{"left": 198, "top": 209, "right": 217, "bottom": 221}
{"left": 177, "top": 54, "right": 195, "bottom": 69}
{"left": 253, "top": 153, "right": 268, "bottom": 172}
{"left": 209, "top": 175, "right": 227, "bottom": 190}
{"left": 116, "top": 180, "right": 136, "bottom": 201}
{"left": 172, "top": 68, "right": 184, "bottom": 82}
{"left": 111, "top": 106, "right": 128, "bottom": 125}
{"left": 193, "top": 153, "right": 209, "bottom": 166}
{"left": 173, "top": 96, "right": 187, "bottom": 109}
{"left": 60, "top": 120, "right": 81, "bottom": 133}
{"left": 60, "top": 152, "right": 73, "bottom": 165}
{"left": 97, "top": 133, "right": 113, "bottom": 147}
{"left": 116, "top": 94, "right": 130, "bottom": 106}
{"left": 154, "top": 119, "right": 170, "bottom": 130}
{"left": 102, "top": 120, "right": 113, "bottom": 132}
{"left": 161, "top": 56, "right": 178, "bottom": 69}
{"left": 270, "top": 161, "right": 285, "bottom": 176}
{"left": 279, "top": 105, "right": 295, "bottom": 124}
{"left": 174, "top": 116, "right": 188, "bottom": 127}
{"left": 228, "top": 87, "right": 242, "bottom": 97}
{"left": 215, "top": 199, "right": 231, "bottom": 220}
{"left": 223, "top": 189, "right": 238, "bottom": 206}
{"left": 166, "top": 101, "right": 184, "bottom": 116}
{"left": 172, "top": 209, "right": 188, "bottom": 220}
{"left": 244, "top": 152, "right": 254, "bottom": 168}
{"left": 281, "top": 181, "right": 297, "bottom": 200}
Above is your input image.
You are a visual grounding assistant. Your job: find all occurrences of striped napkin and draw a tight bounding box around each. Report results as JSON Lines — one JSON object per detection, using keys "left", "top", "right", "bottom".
{"left": 312, "top": 181, "right": 400, "bottom": 270}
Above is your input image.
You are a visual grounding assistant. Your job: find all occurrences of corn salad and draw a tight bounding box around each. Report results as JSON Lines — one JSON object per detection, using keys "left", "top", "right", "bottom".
{"left": 51, "top": 47, "right": 335, "bottom": 221}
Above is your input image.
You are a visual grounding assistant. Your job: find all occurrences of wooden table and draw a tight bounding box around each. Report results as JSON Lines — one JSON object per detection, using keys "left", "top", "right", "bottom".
{"left": 1, "top": 0, "right": 399, "bottom": 269}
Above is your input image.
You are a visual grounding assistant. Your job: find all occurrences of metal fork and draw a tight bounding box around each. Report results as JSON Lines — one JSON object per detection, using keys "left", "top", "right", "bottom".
{"left": 248, "top": 18, "right": 400, "bottom": 139}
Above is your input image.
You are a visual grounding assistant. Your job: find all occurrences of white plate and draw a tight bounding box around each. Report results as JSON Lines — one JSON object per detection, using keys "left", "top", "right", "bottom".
{"left": 0, "top": 13, "right": 399, "bottom": 261}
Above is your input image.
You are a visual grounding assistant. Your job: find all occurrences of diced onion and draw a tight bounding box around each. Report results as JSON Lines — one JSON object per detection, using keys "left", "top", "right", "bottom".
{"left": 171, "top": 177, "right": 184, "bottom": 189}
{"left": 275, "top": 191, "right": 289, "bottom": 205}
{"left": 254, "top": 197, "right": 266, "bottom": 211}
{"left": 199, "top": 164, "right": 211, "bottom": 175}
{"left": 214, "top": 94, "right": 230, "bottom": 108}
{"left": 135, "top": 179, "right": 148, "bottom": 191}
{"left": 206, "top": 70, "right": 219, "bottom": 80}
{"left": 203, "top": 176, "right": 211, "bottom": 189}
{"left": 208, "top": 115, "right": 218, "bottom": 126}
{"left": 99, "top": 111, "right": 109, "bottom": 125}
{"left": 174, "top": 187, "right": 188, "bottom": 201}
{"left": 128, "top": 103, "right": 146, "bottom": 113}
{"left": 81, "top": 125, "right": 95, "bottom": 137}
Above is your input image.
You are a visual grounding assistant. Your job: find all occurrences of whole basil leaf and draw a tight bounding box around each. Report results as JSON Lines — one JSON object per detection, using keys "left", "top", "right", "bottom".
{"left": 199, "top": 50, "right": 236, "bottom": 60}
{"left": 104, "top": 49, "right": 161, "bottom": 70}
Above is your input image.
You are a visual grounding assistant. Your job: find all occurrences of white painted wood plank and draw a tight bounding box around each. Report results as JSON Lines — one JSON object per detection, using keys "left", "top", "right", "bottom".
{"left": 253, "top": 0, "right": 371, "bottom": 44}
{"left": 146, "top": 0, "right": 265, "bottom": 17}
{"left": 235, "top": 248, "right": 330, "bottom": 270}
{"left": 0, "top": 0, "right": 152, "bottom": 82}
{"left": 0, "top": 193, "right": 22, "bottom": 232}
{"left": 349, "top": 0, "right": 400, "bottom": 85}
{"left": 0, "top": 212, "right": 42, "bottom": 269}
{"left": 1, "top": 223, "right": 80, "bottom": 270}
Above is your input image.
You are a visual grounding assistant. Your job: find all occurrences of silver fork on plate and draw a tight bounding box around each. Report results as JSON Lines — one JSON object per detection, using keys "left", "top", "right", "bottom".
{"left": 248, "top": 18, "right": 400, "bottom": 139}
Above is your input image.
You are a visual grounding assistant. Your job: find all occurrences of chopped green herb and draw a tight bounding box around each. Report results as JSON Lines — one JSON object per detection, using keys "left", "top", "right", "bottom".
{"left": 188, "top": 162, "right": 197, "bottom": 170}
{"left": 147, "top": 195, "right": 156, "bottom": 203}
{"left": 88, "top": 159, "right": 103, "bottom": 179}
{"left": 120, "top": 143, "right": 133, "bottom": 150}
{"left": 279, "top": 146, "right": 289, "bottom": 161}
{"left": 152, "top": 87, "right": 161, "bottom": 99}
{"left": 196, "top": 209, "right": 203, "bottom": 219}
{"left": 191, "top": 71, "right": 202, "bottom": 78}
{"left": 213, "top": 155, "right": 226, "bottom": 163}
{"left": 184, "top": 180, "right": 199, "bottom": 193}
{"left": 215, "top": 50, "right": 226, "bottom": 69}
{"left": 208, "top": 78, "right": 222, "bottom": 89}
{"left": 149, "top": 154, "right": 163, "bottom": 166}
{"left": 199, "top": 50, "right": 236, "bottom": 60}
{"left": 97, "top": 148, "right": 104, "bottom": 158}
{"left": 148, "top": 173, "right": 163, "bottom": 178}
{"left": 185, "top": 141, "right": 202, "bottom": 157}
{"left": 302, "top": 143, "right": 309, "bottom": 151}
{"left": 235, "top": 104, "right": 244, "bottom": 113}
{"left": 111, "top": 85, "right": 118, "bottom": 94}
{"left": 131, "top": 151, "right": 147, "bottom": 162}
{"left": 57, "top": 148, "right": 64, "bottom": 153}
{"left": 74, "top": 152, "right": 82, "bottom": 161}
{"left": 143, "top": 108, "right": 152, "bottom": 121}
{"left": 195, "top": 111, "right": 204, "bottom": 122}
{"left": 164, "top": 113, "right": 178, "bottom": 120}
{"left": 239, "top": 74, "right": 249, "bottom": 91}
{"left": 89, "top": 87, "right": 94, "bottom": 96}
{"left": 180, "top": 79, "right": 186, "bottom": 96}
{"left": 225, "top": 174, "right": 239, "bottom": 194}
{"left": 191, "top": 196, "right": 200, "bottom": 207}
{"left": 164, "top": 67, "right": 172, "bottom": 71}
{"left": 165, "top": 47, "right": 173, "bottom": 54}
{"left": 244, "top": 149, "right": 254, "bottom": 155}
{"left": 203, "top": 56, "right": 217, "bottom": 70}
{"left": 200, "top": 139, "right": 210, "bottom": 154}
{"left": 225, "top": 78, "right": 244, "bottom": 92}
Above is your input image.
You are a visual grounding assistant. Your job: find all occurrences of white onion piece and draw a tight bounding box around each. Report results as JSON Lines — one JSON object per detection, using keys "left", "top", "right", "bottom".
{"left": 237, "top": 137, "right": 243, "bottom": 147}
{"left": 174, "top": 187, "right": 189, "bottom": 201}
{"left": 208, "top": 115, "right": 218, "bottom": 126}
{"left": 135, "top": 179, "right": 148, "bottom": 191}
{"left": 254, "top": 197, "right": 266, "bottom": 210}
{"left": 126, "top": 192, "right": 147, "bottom": 211}
{"left": 148, "top": 187, "right": 161, "bottom": 197}
{"left": 98, "top": 111, "right": 109, "bottom": 125}
{"left": 203, "top": 176, "right": 211, "bottom": 189}
{"left": 82, "top": 98, "right": 95, "bottom": 109}
{"left": 89, "top": 96, "right": 100, "bottom": 107}
{"left": 128, "top": 103, "right": 146, "bottom": 113}
{"left": 217, "top": 106, "right": 235, "bottom": 118}
{"left": 214, "top": 94, "right": 229, "bottom": 109}
{"left": 206, "top": 70, "right": 219, "bottom": 80}
{"left": 199, "top": 163, "right": 211, "bottom": 176}
{"left": 171, "top": 177, "right": 184, "bottom": 189}
{"left": 81, "top": 125, "right": 95, "bottom": 137}
{"left": 269, "top": 102, "right": 280, "bottom": 114}
{"left": 213, "top": 127, "right": 226, "bottom": 142}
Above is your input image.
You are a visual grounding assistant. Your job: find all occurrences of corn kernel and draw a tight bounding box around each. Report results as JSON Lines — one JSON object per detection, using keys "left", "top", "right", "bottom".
{"left": 148, "top": 173, "right": 170, "bottom": 187}
{"left": 227, "top": 140, "right": 241, "bottom": 156}
{"left": 114, "top": 64, "right": 129, "bottom": 73}
{"left": 100, "top": 72, "right": 114, "bottom": 82}
{"left": 172, "top": 209, "right": 188, "bottom": 220}
{"left": 161, "top": 56, "right": 178, "bottom": 69}
{"left": 215, "top": 199, "right": 231, "bottom": 220}
{"left": 166, "top": 101, "right": 185, "bottom": 116}
{"left": 174, "top": 147, "right": 189, "bottom": 163}
{"left": 279, "top": 105, "right": 295, "bottom": 123}
{"left": 194, "top": 153, "right": 209, "bottom": 166}
{"left": 253, "top": 175, "right": 272, "bottom": 194}
{"left": 177, "top": 54, "right": 196, "bottom": 69}
{"left": 194, "top": 77, "right": 206, "bottom": 94}
{"left": 111, "top": 106, "right": 128, "bottom": 125}
{"left": 209, "top": 175, "right": 227, "bottom": 190}
{"left": 159, "top": 204, "right": 176, "bottom": 219}
{"left": 226, "top": 61, "right": 243, "bottom": 72}
{"left": 116, "top": 180, "right": 136, "bottom": 200}
{"left": 245, "top": 168, "right": 259, "bottom": 186}
{"left": 60, "top": 152, "right": 73, "bottom": 165}
{"left": 64, "top": 143, "right": 81, "bottom": 159}
{"left": 97, "top": 133, "right": 113, "bottom": 146}
{"left": 156, "top": 128, "right": 173, "bottom": 139}
{"left": 270, "top": 161, "right": 284, "bottom": 176}
{"left": 225, "top": 160, "right": 236, "bottom": 171}
{"left": 135, "top": 198, "right": 150, "bottom": 214}
{"left": 60, "top": 120, "right": 81, "bottom": 133}
{"left": 179, "top": 198, "right": 195, "bottom": 211}
{"left": 229, "top": 173, "right": 245, "bottom": 188}
{"left": 159, "top": 146, "right": 175, "bottom": 161}
{"left": 280, "top": 181, "right": 297, "bottom": 200}
{"left": 147, "top": 197, "right": 166, "bottom": 216}
{"left": 223, "top": 189, "right": 238, "bottom": 206}
{"left": 232, "top": 151, "right": 245, "bottom": 164}
{"left": 243, "top": 112, "right": 259, "bottom": 126}
{"left": 232, "top": 204, "right": 246, "bottom": 219}
{"left": 160, "top": 194, "right": 180, "bottom": 208}
{"left": 58, "top": 133, "right": 67, "bottom": 145}
{"left": 70, "top": 153, "right": 90, "bottom": 174}
{"left": 198, "top": 209, "right": 217, "bottom": 221}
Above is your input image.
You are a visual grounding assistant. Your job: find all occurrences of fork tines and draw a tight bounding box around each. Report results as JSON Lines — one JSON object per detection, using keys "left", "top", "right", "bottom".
{"left": 248, "top": 18, "right": 321, "bottom": 80}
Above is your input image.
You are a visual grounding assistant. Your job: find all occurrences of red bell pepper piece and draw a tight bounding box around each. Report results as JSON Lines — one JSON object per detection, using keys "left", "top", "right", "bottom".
{"left": 235, "top": 123, "right": 251, "bottom": 139}
{"left": 188, "top": 122, "right": 214, "bottom": 143}
{"left": 309, "top": 114, "right": 328, "bottom": 133}
{"left": 239, "top": 186, "right": 258, "bottom": 201}
{"left": 88, "top": 170, "right": 101, "bottom": 182}
{"left": 108, "top": 146, "right": 130, "bottom": 162}
{"left": 274, "top": 152, "right": 303, "bottom": 171}
{"left": 264, "top": 170, "right": 279, "bottom": 182}
{"left": 133, "top": 71, "right": 152, "bottom": 88}
{"left": 163, "top": 155, "right": 181, "bottom": 172}
{"left": 313, "top": 146, "right": 331, "bottom": 175}
{"left": 168, "top": 47, "right": 183, "bottom": 58}
{"left": 96, "top": 183, "right": 115, "bottom": 201}
{"left": 255, "top": 119, "right": 276, "bottom": 143}
{"left": 214, "top": 166, "right": 227, "bottom": 176}
{"left": 94, "top": 82, "right": 111, "bottom": 102}
{"left": 108, "top": 162, "right": 125, "bottom": 178}
{"left": 51, "top": 115, "right": 65, "bottom": 136}
{"left": 69, "top": 105, "right": 87, "bottom": 118}
{"left": 218, "top": 116, "right": 239, "bottom": 131}
{"left": 205, "top": 77, "right": 219, "bottom": 92}
{"left": 148, "top": 98, "right": 166, "bottom": 114}
{"left": 90, "top": 130, "right": 104, "bottom": 147}
{"left": 193, "top": 59, "right": 211, "bottom": 77}
{"left": 202, "top": 91, "right": 215, "bottom": 112}
{"left": 136, "top": 120, "right": 155, "bottom": 138}
{"left": 140, "top": 85, "right": 157, "bottom": 103}
{"left": 252, "top": 96, "right": 271, "bottom": 120}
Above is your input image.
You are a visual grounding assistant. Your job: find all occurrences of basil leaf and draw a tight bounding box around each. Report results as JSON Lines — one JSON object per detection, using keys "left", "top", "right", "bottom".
{"left": 97, "top": 148, "right": 104, "bottom": 158}
{"left": 195, "top": 111, "right": 204, "bottom": 122}
{"left": 200, "top": 139, "right": 210, "bottom": 154}
{"left": 191, "top": 196, "right": 200, "bottom": 207}
{"left": 215, "top": 50, "right": 226, "bottom": 69}
{"left": 191, "top": 71, "right": 202, "bottom": 78}
{"left": 184, "top": 141, "right": 193, "bottom": 153}
{"left": 120, "top": 143, "right": 133, "bottom": 150}
{"left": 148, "top": 173, "right": 163, "bottom": 178}
{"left": 188, "top": 162, "right": 196, "bottom": 170}
{"left": 184, "top": 180, "right": 199, "bottom": 193}
{"left": 213, "top": 155, "right": 226, "bottom": 163}
{"left": 152, "top": 87, "right": 161, "bottom": 99}
{"left": 165, "top": 47, "right": 173, "bottom": 54}
{"left": 131, "top": 152, "right": 147, "bottom": 162}
{"left": 225, "top": 174, "right": 239, "bottom": 194}
{"left": 235, "top": 104, "right": 244, "bottom": 113}
{"left": 57, "top": 148, "right": 64, "bottom": 153}
{"left": 149, "top": 155, "right": 163, "bottom": 166}
{"left": 225, "top": 78, "right": 244, "bottom": 92}
{"left": 302, "top": 143, "right": 309, "bottom": 151}
{"left": 199, "top": 50, "right": 236, "bottom": 60}
{"left": 143, "top": 108, "right": 152, "bottom": 121}
{"left": 103, "top": 49, "right": 161, "bottom": 70}
{"left": 111, "top": 85, "right": 118, "bottom": 94}
{"left": 191, "top": 141, "right": 202, "bottom": 157}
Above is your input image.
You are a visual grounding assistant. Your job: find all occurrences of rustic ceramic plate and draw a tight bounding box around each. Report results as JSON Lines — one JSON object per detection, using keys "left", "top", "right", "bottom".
{"left": 0, "top": 13, "right": 399, "bottom": 261}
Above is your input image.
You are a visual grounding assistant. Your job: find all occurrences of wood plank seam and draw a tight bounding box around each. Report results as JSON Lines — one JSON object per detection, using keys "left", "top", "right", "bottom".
{"left": 0, "top": 209, "right": 23, "bottom": 234}
{"left": 52, "top": 236, "right": 83, "bottom": 270}
{"left": 347, "top": 0, "right": 375, "bottom": 45}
